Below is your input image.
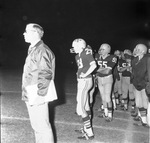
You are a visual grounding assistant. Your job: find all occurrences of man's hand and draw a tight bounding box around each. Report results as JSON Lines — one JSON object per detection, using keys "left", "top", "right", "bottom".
{"left": 146, "top": 82, "right": 150, "bottom": 102}
{"left": 79, "top": 72, "right": 87, "bottom": 78}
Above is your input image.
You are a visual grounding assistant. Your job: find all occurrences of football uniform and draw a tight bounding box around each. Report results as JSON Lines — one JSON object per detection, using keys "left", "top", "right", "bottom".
{"left": 113, "top": 57, "right": 122, "bottom": 105}
{"left": 121, "top": 58, "right": 134, "bottom": 110}
{"left": 96, "top": 54, "right": 117, "bottom": 118}
{"left": 75, "top": 47, "right": 96, "bottom": 116}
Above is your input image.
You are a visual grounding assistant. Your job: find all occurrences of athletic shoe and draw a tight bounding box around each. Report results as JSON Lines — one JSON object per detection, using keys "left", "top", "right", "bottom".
{"left": 78, "top": 133, "right": 94, "bottom": 140}
{"left": 133, "top": 116, "right": 141, "bottom": 122}
{"left": 75, "top": 128, "right": 85, "bottom": 134}
{"left": 105, "top": 117, "right": 113, "bottom": 122}
{"left": 131, "top": 112, "right": 138, "bottom": 117}
{"left": 133, "top": 122, "right": 149, "bottom": 128}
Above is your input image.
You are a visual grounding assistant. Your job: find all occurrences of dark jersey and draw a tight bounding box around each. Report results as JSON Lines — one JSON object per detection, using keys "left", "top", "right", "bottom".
{"left": 75, "top": 47, "right": 95, "bottom": 78}
{"left": 96, "top": 54, "right": 117, "bottom": 77}
{"left": 132, "top": 54, "right": 150, "bottom": 91}
{"left": 121, "top": 59, "right": 132, "bottom": 77}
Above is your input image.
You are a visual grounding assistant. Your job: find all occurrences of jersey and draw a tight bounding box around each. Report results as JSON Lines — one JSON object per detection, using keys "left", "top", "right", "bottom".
{"left": 96, "top": 54, "right": 117, "bottom": 77}
{"left": 117, "top": 58, "right": 124, "bottom": 73}
{"left": 75, "top": 47, "right": 95, "bottom": 79}
{"left": 131, "top": 54, "right": 150, "bottom": 91}
{"left": 121, "top": 59, "right": 132, "bottom": 77}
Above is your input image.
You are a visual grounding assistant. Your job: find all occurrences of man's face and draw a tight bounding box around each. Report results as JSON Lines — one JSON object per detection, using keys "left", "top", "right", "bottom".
{"left": 23, "top": 25, "right": 37, "bottom": 43}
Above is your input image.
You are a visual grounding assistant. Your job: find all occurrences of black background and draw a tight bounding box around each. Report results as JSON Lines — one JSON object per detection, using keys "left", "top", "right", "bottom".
{"left": 1, "top": 0, "right": 150, "bottom": 69}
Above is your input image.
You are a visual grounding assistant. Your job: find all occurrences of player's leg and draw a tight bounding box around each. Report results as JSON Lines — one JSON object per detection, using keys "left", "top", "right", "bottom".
{"left": 129, "top": 83, "right": 135, "bottom": 113}
{"left": 140, "top": 90, "right": 148, "bottom": 125}
{"left": 76, "top": 79, "right": 86, "bottom": 116}
{"left": 77, "top": 78, "right": 94, "bottom": 139}
{"left": 112, "top": 92, "right": 117, "bottom": 110}
{"left": 97, "top": 77, "right": 107, "bottom": 117}
{"left": 147, "top": 101, "right": 150, "bottom": 127}
{"left": 121, "top": 77, "right": 128, "bottom": 110}
{"left": 112, "top": 79, "right": 118, "bottom": 108}
{"left": 118, "top": 73, "right": 123, "bottom": 103}
{"left": 89, "top": 76, "right": 96, "bottom": 108}
{"left": 133, "top": 89, "right": 142, "bottom": 120}
{"left": 104, "top": 75, "right": 113, "bottom": 122}
{"left": 105, "top": 82, "right": 113, "bottom": 121}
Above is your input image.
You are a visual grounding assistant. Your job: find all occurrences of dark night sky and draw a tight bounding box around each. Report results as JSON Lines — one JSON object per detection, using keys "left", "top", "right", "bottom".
{"left": 1, "top": 0, "right": 150, "bottom": 68}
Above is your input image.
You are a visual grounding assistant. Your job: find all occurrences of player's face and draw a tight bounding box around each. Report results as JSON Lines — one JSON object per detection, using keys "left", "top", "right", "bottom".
{"left": 72, "top": 46, "right": 83, "bottom": 54}
{"left": 99, "top": 46, "right": 109, "bottom": 56}
{"left": 114, "top": 51, "right": 121, "bottom": 58}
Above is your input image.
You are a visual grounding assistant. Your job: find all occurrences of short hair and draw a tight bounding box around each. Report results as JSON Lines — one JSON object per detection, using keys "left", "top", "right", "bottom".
{"left": 27, "top": 23, "right": 44, "bottom": 38}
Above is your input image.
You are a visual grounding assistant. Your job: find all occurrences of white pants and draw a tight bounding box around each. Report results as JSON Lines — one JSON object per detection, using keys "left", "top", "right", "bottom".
{"left": 147, "top": 102, "right": 150, "bottom": 127}
{"left": 76, "top": 78, "right": 93, "bottom": 117}
{"left": 26, "top": 102, "right": 54, "bottom": 143}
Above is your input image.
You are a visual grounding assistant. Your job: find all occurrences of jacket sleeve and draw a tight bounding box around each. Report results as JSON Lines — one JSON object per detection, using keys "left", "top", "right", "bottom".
{"left": 37, "top": 48, "right": 54, "bottom": 96}
{"left": 147, "top": 56, "right": 150, "bottom": 83}
{"left": 146, "top": 56, "right": 150, "bottom": 102}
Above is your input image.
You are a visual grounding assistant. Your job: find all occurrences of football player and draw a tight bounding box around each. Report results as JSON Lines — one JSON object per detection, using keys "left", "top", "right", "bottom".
{"left": 113, "top": 50, "right": 122, "bottom": 107}
{"left": 119, "top": 49, "right": 134, "bottom": 111}
{"left": 71, "top": 38, "right": 97, "bottom": 139}
{"left": 96, "top": 43, "right": 117, "bottom": 122}
{"left": 131, "top": 44, "right": 150, "bottom": 127}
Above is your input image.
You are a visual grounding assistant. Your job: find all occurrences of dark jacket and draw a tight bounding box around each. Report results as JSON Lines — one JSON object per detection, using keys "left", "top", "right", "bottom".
{"left": 22, "top": 40, "right": 55, "bottom": 101}
{"left": 131, "top": 54, "right": 150, "bottom": 91}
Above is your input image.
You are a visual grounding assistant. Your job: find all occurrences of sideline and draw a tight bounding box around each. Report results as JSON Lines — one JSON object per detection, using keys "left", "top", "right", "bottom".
{"left": 1, "top": 115, "right": 148, "bottom": 135}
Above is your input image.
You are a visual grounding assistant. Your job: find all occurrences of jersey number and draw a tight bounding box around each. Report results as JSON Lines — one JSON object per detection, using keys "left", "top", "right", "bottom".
{"left": 98, "top": 61, "right": 108, "bottom": 68}
{"left": 77, "top": 58, "right": 83, "bottom": 69}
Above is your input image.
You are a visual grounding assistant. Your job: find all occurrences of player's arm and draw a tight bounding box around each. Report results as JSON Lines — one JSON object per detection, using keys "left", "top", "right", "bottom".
{"left": 119, "top": 64, "right": 131, "bottom": 72}
{"left": 80, "top": 61, "right": 97, "bottom": 78}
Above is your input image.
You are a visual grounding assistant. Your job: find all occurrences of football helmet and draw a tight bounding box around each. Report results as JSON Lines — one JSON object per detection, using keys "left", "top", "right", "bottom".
{"left": 133, "top": 44, "right": 147, "bottom": 57}
{"left": 124, "top": 49, "right": 132, "bottom": 59}
{"left": 124, "top": 49, "right": 132, "bottom": 56}
{"left": 98, "top": 43, "right": 111, "bottom": 56}
{"left": 71, "top": 38, "right": 86, "bottom": 54}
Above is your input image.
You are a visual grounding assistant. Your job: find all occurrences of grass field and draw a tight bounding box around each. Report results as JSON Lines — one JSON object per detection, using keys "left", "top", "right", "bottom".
{"left": 1, "top": 68, "right": 150, "bottom": 143}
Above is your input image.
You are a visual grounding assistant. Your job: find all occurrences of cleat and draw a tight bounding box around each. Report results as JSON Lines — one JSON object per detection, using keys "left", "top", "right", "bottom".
{"left": 105, "top": 117, "right": 113, "bottom": 122}
{"left": 133, "top": 122, "right": 149, "bottom": 128}
{"left": 131, "top": 112, "right": 138, "bottom": 117}
{"left": 133, "top": 116, "right": 141, "bottom": 122}
{"left": 75, "top": 128, "right": 85, "bottom": 134}
{"left": 78, "top": 133, "right": 94, "bottom": 140}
